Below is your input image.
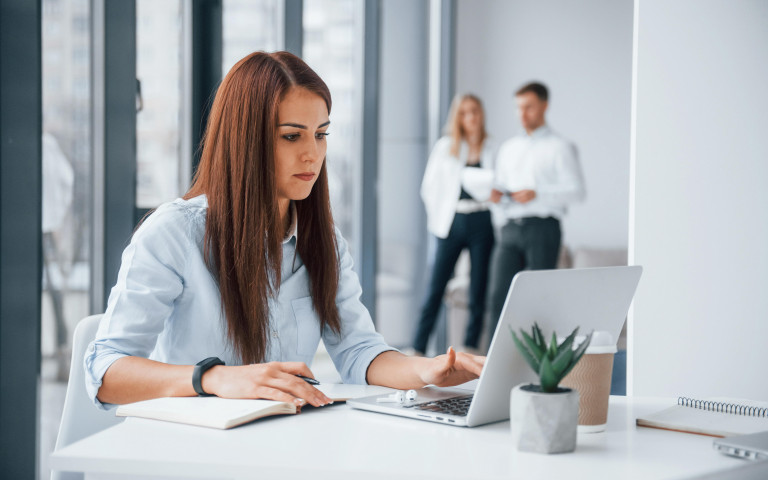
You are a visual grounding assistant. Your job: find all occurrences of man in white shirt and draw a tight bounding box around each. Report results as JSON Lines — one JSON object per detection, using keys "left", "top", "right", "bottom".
{"left": 487, "top": 82, "right": 586, "bottom": 336}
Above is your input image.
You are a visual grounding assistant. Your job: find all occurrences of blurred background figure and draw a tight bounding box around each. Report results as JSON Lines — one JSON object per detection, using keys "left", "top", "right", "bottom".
{"left": 487, "top": 82, "right": 586, "bottom": 339}
{"left": 414, "top": 94, "right": 497, "bottom": 356}
{"left": 42, "top": 132, "right": 75, "bottom": 380}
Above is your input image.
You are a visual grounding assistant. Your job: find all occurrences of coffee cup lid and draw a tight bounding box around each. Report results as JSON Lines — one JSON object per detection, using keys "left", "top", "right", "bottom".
{"left": 560, "top": 330, "right": 617, "bottom": 354}
{"left": 581, "top": 330, "right": 617, "bottom": 354}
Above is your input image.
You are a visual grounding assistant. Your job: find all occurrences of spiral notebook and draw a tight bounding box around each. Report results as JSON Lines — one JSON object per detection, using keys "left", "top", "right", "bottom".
{"left": 636, "top": 397, "right": 768, "bottom": 438}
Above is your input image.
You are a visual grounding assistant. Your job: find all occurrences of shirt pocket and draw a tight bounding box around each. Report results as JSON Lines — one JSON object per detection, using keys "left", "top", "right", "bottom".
{"left": 291, "top": 296, "right": 321, "bottom": 356}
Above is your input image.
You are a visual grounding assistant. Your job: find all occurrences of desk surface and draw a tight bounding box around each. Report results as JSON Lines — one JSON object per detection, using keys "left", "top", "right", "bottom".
{"left": 52, "top": 391, "right": 753, "bottom": 480}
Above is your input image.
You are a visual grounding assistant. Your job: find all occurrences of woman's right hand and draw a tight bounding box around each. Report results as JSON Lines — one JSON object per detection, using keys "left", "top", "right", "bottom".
{"left": 202, "top": 362, "right": 332, "bottom": 407}
{"left": 489, "top": 188, "right": 503, "bottom": 203}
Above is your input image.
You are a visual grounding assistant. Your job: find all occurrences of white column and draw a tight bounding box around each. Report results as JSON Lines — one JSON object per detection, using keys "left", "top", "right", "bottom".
{"left": 630, "top": 0, "right": 768, "bottom": 398}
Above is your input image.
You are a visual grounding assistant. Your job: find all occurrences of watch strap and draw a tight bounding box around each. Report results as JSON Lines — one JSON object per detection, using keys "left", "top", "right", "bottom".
{"left": 193, "top": 357, "right": 225, "bottom": 396}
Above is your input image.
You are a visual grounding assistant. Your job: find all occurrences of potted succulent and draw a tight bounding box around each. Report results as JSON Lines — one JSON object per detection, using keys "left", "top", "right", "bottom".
{"left": 509, "top": 323, "right": 592, "bottom": 454}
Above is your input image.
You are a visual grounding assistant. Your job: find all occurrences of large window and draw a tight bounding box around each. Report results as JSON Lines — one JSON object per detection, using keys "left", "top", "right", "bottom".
{"left": 36, "top": 4, "right": 378, "bottom": 476}
{"left": 136, "top": 0, "right": 185, "bottom": 208}
{"left": 222, "top": 0, "right": 282, "bottom": 74}
{"left": 303, "top": 0, "right": 363, "bottom": 255}
{"left": 40, "top": 0, "right": 92, "bottom": 476}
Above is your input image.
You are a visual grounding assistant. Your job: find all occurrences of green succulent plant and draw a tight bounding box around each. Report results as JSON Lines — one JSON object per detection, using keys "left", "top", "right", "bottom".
{"left": 509, "top": 323, "right": 593, "bottom": 393}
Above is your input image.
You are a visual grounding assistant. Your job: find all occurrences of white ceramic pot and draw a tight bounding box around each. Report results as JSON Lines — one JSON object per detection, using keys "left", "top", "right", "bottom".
{"left": 510, "top": 383, "right": 579, "bottom": 454}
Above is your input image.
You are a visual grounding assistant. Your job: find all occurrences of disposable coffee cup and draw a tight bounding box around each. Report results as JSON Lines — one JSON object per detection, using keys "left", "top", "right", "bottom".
{"left": 560, "top": 331, "right": 616, "bottom": 433}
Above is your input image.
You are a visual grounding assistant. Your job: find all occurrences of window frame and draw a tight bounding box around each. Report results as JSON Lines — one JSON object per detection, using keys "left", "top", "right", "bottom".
{"left": 0, "top": 1, "right": 43, "bottom": 477}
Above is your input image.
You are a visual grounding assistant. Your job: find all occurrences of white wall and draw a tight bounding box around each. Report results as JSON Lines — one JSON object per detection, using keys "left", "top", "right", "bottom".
{"left": 455, "top": 0, "right": 634, "bottom": 250}
{"left": 631, "top": 0, "right": 768, "bottom": 398}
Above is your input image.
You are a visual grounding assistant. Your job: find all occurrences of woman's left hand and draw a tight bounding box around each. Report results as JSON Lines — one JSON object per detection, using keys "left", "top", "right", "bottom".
{"left": 418, "top": 347, "right": 485, "bottom": 387}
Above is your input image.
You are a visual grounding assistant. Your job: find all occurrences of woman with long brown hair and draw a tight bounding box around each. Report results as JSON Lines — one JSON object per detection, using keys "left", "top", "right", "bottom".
{"left": 85, "top": 52, "right": 483, "bottom": 408}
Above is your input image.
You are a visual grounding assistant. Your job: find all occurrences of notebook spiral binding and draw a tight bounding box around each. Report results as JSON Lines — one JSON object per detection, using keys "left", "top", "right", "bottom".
{"left": 677, "top": 397, "right": 768, "bottom": 417}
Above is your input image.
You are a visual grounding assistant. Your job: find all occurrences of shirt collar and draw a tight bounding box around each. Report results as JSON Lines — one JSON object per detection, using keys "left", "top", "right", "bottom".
{"left": 282, "top": 201, "right": 298, "bottom": 244}
{"left": 526, "top": 124, "right": 550, "bottom": 139}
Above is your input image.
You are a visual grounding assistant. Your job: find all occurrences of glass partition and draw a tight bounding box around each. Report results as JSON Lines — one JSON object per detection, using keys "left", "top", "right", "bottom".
{"left": 40, "top": 0, "right": 93, "bottom": 476}
{"left": 302, "top": 0, "right": 362, "bottom": 255}
{"left": 222, "top": 0, "right": 282, "bottom": 75}
{"left": 136, "top": 0, "right": 185, "bottom": 208}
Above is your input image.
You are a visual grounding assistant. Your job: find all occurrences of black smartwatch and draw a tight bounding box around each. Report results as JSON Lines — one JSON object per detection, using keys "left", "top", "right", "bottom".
{"left": 193, "top": 357, "right": 225, "bottom": 396}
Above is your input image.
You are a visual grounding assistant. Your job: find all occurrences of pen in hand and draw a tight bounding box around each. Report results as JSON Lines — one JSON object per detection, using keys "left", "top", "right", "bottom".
{"left": 295, "top": 374, "right": 320, "bottom": 385}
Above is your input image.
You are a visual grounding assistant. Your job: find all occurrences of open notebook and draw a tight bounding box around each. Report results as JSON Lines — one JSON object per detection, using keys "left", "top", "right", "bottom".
{"left": 636, "top": 397, "right": 768, "bottom": 438}
{"left": 115, "top": 384, "right": 380, "bottom": 430}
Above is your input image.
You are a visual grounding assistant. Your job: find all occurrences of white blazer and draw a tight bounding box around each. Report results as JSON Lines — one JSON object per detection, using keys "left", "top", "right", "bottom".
{"left": 420, "top": 136, "right": 497, "bottom": 238}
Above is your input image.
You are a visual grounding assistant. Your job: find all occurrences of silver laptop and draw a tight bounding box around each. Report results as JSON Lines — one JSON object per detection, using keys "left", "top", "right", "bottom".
{"left": 348, "top": 266, "right": 643, "bottom": 427}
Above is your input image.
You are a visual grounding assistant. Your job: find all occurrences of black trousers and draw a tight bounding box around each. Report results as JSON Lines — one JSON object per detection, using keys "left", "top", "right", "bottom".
{"left": 413, "top": 210, "right": 494, "bottom": 353}
{"left": 486, "top": 217, "right": 561, "bottom": 340}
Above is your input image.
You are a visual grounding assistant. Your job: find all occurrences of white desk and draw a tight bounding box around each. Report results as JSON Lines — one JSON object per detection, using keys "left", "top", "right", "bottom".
{"left": 51, "top": 392, "right": 757, "bottom": 480}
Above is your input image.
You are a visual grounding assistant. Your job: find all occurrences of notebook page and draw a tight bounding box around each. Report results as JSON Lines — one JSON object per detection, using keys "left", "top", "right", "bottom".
{"left": 116, "top": 397, "right": 294, "bottom": 429}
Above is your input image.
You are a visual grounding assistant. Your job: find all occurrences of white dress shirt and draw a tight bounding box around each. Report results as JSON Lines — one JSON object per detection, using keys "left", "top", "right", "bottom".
{"left": 420, "top": 136, "right": 497, "bottom": 238}
{"left": 84, "top": 195, "right": 395, "bottom": 408}
{"left": 494, "top": 125, "right": 585, "bottom": 223}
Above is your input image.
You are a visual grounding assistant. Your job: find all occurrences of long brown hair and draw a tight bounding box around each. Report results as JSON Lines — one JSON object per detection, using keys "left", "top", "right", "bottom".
{"left": 445, "top": 93, "right": 487, "bottom": 157}
{"left": 185, "top": 51, "right": 341, "bottom": 364}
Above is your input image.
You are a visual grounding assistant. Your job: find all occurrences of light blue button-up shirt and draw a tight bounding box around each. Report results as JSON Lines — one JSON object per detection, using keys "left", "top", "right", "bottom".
{"left": 84, "top": 195, "right": 395, "bottom": 408}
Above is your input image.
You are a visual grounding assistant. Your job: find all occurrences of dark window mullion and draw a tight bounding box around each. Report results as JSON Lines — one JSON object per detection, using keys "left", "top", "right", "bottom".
{"left": 94, "top": 0, "right": 138, "bottom": 310}
{"left": 359, "top": 0, "right": 380, "bottom": 319}
{"left": 284, "top": 0, "right": 303, "bottom": 57}
{"left": 0, "top": 0, "right": 42, "bottom": 476}
{"left": 191, "top": 0, "right": 222, "bottom": 176}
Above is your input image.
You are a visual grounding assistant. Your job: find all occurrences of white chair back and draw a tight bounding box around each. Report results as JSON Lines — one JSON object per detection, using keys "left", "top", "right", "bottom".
{"left": 51, "top": 314, "right": 123, "bottom": 480}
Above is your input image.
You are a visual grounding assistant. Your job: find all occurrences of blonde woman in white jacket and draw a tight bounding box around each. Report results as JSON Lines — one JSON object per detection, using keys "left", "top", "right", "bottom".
{"left": 414, "top": 94, "right": 496, "bottom": 355}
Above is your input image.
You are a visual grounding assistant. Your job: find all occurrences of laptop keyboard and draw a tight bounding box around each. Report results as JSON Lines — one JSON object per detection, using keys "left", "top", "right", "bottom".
{"left": 404, "top": 394, "right": 474, "bottom": 417}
